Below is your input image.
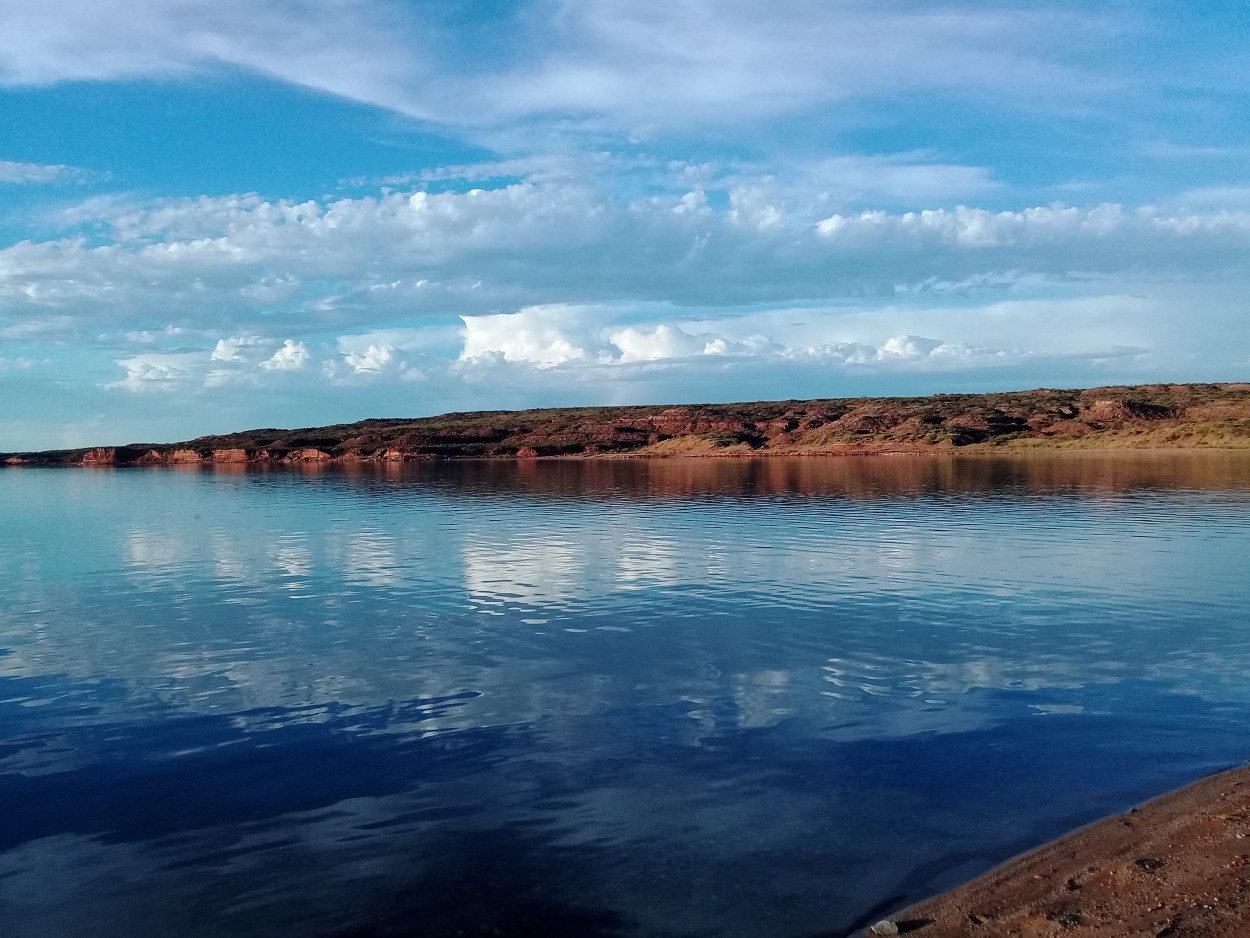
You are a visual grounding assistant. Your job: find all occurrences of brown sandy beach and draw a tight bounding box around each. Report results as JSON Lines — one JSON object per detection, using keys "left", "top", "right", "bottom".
{"left": 867, "top": 767, "right": 1250, "bottom": 937}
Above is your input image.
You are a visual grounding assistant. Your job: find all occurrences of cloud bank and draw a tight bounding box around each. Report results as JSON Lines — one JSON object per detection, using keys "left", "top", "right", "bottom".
{"left": 0, "top": 175, "right": 1242, "bottom": 437}
{"left": 4, "top": 182, "right": 1247, "bottom": 338}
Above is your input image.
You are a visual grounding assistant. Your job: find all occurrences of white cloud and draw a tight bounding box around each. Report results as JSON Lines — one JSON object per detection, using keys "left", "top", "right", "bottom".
{"left": 877, "top": 335, "right": 942, "bottom": 359}
{"left": 322, "top": 341, "right": 429, "bottom": 386}
{"left": 480, "top": 0, "right": 1098, "bottom": 130}
{"left": 672, "top": 190, "right": 710, "bottom": 217}
{"left": 84, "top": 280, "right": 1241, "bottom": 438}
{"left": 610, "top": 323, "right": 715, "bottom": 362}
{"left": 1175, "top": 186, "right": 1250, "bottom": 211}
{"left": 343, "top": 343, "right": 395, "bottom": 373}
{"left": 0, "top": 159, "right": 92, "bottom": 184}
{"left": 0, "top": 0, "right": 1108, "bottom": 137}
{"left": 4, "top": 3, "right": 1249, "bottom": 449}
{"left": 210, "top": 335, "right": 262, "bottom": 361}
{"left": 100, "top": 305, "right": 1046, "bottom": 400}
{"left": 124, "top": 326, "right": 193, "bottom": 344}
{"left": 460, "top": 304, "right": 610, "bottom": 366}
{"left": 259, "top": 339, "right": 309, "bottom": 371}
{"left": 4, "top": 185, "right": 1249, "bottom": 342}
{"left": 374, "top": 154, "right": 600, "bottom": 188}
{"left": 10, "top": 178, "right": 1249, "bottom": 416}
{"left": 808, "top": 155, "right": 1000, "bottom": 204}
{"left": 679, "top": 294, "right": 1160, "bottom": 364}
{"left": 0, "top": 0, "right": 427, "bottom": 115}
{"left": 109, "top": 353, "right": 197, "bottom": 392}
{"left": 457, "top": 306, "right": 1016, "bottom": 373}
{"left": 336, "top": 327, "right": 450, "bottom": 355}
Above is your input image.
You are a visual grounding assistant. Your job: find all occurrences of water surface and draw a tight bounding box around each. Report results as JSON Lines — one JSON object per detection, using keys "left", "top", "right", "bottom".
{"left": 2, "top": 453, "right": 1249, "bottom": 936}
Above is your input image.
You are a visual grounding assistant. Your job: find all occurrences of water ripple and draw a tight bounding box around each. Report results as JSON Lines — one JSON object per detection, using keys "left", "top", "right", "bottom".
{"left": 1, "top": 453, "right": 1249, "bottom": 936}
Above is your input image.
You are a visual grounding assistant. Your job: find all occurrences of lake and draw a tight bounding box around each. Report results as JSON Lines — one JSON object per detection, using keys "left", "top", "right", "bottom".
{"left": 2, "top": 453, "right": 1249, "bottom": 937}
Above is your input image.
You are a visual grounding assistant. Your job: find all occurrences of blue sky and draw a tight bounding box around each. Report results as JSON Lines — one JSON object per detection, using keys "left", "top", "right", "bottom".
{"left": 1, "top": 0, "right": 1248, "bottom": 450}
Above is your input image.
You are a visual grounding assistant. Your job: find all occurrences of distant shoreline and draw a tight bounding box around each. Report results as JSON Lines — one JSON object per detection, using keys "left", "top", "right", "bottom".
{"left": 5, "top": 382, "right": 1249, "bottom": 467}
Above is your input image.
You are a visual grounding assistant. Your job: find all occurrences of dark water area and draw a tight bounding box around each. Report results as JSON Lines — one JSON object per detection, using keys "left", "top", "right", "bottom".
{"left": 1, "top": 453, "right": 1249, "bottom": 937}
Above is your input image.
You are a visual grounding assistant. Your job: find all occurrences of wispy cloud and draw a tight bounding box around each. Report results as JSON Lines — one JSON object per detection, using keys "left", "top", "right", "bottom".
{"left": 0, "top": 0, "right": 1106, "bottom": 136}
{"left": 476, "top": 0, "right": 1101, "bottom": 129}
{"left": 0, "top": 0, "right": 429, "bottom": 114}
{"left": 0, "top": 356, "right": 40, "bottom": 369}
{"left": 1175, "top": 186, "right": 1250, "bottom": 211}
{"left": 0, "top": 159, "right": 95, "bottom": 184}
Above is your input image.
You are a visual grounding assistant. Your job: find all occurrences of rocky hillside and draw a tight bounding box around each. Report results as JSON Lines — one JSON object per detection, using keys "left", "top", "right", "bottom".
{"left": 5, "top": 383, "right": 1250, "bottom": 467}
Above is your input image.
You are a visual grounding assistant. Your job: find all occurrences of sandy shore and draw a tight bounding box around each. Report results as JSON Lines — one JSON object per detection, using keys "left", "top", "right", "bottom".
{"left": 866, "top": 767, "right": 1250, "bottom": 937}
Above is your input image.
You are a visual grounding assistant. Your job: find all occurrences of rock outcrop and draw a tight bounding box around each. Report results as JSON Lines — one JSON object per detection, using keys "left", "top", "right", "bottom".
{"left": 79, "top": 447, "right": 119, "bottom": 466}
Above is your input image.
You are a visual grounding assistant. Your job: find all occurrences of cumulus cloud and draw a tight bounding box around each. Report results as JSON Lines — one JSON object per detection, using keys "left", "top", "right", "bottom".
{"left": 878, "top": 335, "right": 943, "bottom": 359}
{"left": 97, "top": 299, "right": 1053, "bottom": 404}
{"left": 4, "top": 184, "right": 1249, "bottom": 343}
{"left": 610, "top": 323, "right": 720, "bottom": 362}
{"left": 3, "top": 1, "right": 1247, "bottom": 450}
{"left": 456, "top": 306, "right": 1014, "bottom": 373}
{"left": 211, "top": 335, "right": 262, "bottom": 362}
{"left": 7, "top": 176, "right": 1248, "bottom": 419}
{"left": 336, "top": 327, "right": 451, "bottom": 355}
{"left": 259, "top": 339, "right": 310, "bottom": 371}
{"left": 109, "top": 353, "right": 197, "bottom": 392}
{"left": 342, "top": 344, "right": 395, "bottom": 373}
{"left": 460, "top": 305, "right": 611, "bottom": 366}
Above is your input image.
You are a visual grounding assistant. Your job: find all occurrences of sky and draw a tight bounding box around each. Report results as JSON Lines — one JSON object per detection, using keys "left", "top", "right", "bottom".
{"left": 1, "top": 0, "right": 1248, "bottom": 450}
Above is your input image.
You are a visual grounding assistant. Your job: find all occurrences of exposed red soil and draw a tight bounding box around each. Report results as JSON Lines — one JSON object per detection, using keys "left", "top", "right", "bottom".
{"left": 3, "top": 383, "right": 1249, "bottom": 466}
{"left": 869, "top": 767, "right": 1250, "bottom": 938}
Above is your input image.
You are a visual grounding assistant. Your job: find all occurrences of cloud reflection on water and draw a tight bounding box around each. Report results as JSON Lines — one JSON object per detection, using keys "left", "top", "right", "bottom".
{"left": 1, "top": 455, "right": 1248, "bottom": 735}
{"left": 1, "top": 453, "right": 1250, "bottom": 935}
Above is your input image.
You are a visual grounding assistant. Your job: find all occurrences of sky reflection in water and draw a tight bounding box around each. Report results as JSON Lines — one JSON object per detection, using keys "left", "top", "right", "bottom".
{"left": 1, "top": 453, "right": 1249, "bottom": 937}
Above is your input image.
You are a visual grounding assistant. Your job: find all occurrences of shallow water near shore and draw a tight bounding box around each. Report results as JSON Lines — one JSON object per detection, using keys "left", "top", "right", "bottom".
{"left": 2, "top": 452, "right": 1249, "bottom": 937}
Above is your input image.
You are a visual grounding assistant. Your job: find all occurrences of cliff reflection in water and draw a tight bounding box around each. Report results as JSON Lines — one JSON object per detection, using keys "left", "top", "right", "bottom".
{"left": 0, "top": 453, "right": 1249, "bottom": 938}
{"left": 320, "top": 449, "right": 1250, "bottom": 497}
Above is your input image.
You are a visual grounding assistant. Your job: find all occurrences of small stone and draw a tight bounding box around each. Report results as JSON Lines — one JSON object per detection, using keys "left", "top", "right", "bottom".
{"left": 869, "top": 921, "right": 900, "bottom": 936}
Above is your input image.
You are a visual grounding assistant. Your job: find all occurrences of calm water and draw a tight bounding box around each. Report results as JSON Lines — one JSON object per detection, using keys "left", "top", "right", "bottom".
{"left": 2, "top": 454, "right": 1249, "bottom": 937}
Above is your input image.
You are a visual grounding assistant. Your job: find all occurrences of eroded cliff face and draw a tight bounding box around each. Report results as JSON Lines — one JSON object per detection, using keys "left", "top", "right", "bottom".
{"left": 79, "top": 448, "right": 121, "bottom": 466}
{"left": 5, "top": 383, "right": 1249, "bottom": 467}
